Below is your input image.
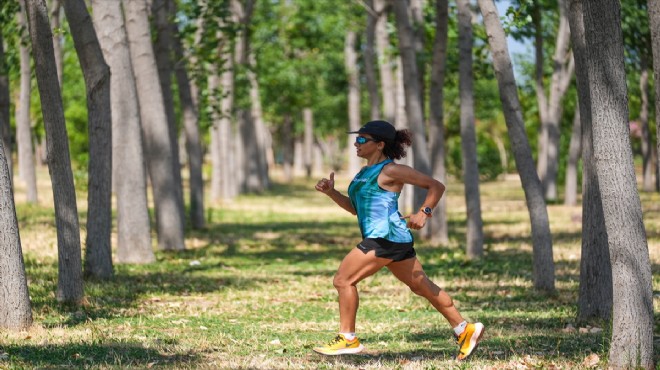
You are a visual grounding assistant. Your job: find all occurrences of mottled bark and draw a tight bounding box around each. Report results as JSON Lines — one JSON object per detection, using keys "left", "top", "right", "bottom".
{"left": 24, "top": 0, "right": 84, "bottom": 303}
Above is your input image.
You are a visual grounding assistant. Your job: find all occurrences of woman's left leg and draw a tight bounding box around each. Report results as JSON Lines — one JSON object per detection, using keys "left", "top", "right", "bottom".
{"left": 386, "top": 256, "right": 464, "bottom": 327}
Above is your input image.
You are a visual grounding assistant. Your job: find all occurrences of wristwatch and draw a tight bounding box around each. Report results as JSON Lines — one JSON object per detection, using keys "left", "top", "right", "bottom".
{"left": 420, "top": 206, "right": 433, "bottom": 217}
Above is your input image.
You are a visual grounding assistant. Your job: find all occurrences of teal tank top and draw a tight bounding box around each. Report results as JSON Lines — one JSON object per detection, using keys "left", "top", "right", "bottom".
{"left": 347, "top": 159, "right": 413, "bottom": 243}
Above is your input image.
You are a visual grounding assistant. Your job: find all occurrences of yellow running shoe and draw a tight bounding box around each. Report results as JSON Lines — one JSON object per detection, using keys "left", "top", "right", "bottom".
{"left": 455, "top": 322, "right": 484, "bottom": 361}
{"left": 313, "top": 334, "right": 365, "bottom": 355}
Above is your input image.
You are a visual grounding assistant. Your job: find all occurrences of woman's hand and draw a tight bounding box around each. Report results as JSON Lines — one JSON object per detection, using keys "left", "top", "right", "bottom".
{"left": 401, "top": 212, "right": 429, "bottom": 230}
{"left": 315, "top": 172, "right": 335, "bottom": 195}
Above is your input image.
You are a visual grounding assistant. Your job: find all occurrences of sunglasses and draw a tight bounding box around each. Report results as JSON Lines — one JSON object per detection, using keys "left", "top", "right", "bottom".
{"left": 355, "top": 136, "right": 378, "bottom": 144}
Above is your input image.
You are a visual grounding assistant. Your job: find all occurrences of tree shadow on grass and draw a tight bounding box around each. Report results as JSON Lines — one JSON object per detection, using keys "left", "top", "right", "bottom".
{"left": 3, "top": 342, "right": 200, "bottom": 368}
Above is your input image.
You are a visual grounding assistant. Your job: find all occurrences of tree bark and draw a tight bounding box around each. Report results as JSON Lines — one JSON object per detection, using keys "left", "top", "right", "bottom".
{"left": 650, "top": 0, "right": 660, "bottom": 193}
{"left": 123, "top": 0, "right": 185, "bottom": 251}
{"left": 374, "top": 0, "right": 396, "bottom": 124}
{"left": 24, "top": 0, "right": 84, "bottom": 303}
{"left": 639, "top": 60, "right": 653, "bottom": 192}
{"left": 62, "top": 0, "right": 113, "bottom": 280}
{"left": 49, "top": 0, "right": 62, "bottom": 87}
{"left": 478, "top": 0, "right": 555, "bottom": 291}
{"left": 170, "top": 5, "right": 205, "bottom": 229}
{"left": 568, "top": 0, "right": 612, "bottom": 323}
{"left": 563, "top": 104, "right": 581, "bottom": 207}
{"left": 581, "top": 1, "right": 654, "bottom": 367}
{"left": 426, "top": 0, "right": 449, "bottom": 244}
{"left": 345, "top": 30, "right": 362, "bottom": 176}
{"left": 0, "top": 33, "right": 12, "bottom": 178}
{"left": 457, "top": 0, "right": 483, "bottom": 259}
{"left": 364, "top": 0, "right": 381, "bottom": 120}
{"left": 534, "top": 0, "right": 574, "bottom": 201}
{"left": 391, "top": 0, "right": 432, "bottom": 210}
{"left": 16, "top": 3, "right": 38, "bottom": 204}
{"left": 569, "top": 0, "right": 612, "bottom": 321}
{"left": 0, "top": 136, "right": 32, "bottom": 330}
{"left": 90, "top": 0, "right": 154, "bottom": 263}
{"left": 152, "top": 0, "right": 184, "bottom": 215}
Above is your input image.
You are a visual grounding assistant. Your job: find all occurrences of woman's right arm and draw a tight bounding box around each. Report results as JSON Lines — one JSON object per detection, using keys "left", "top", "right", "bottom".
{"left": 315, "top": 172, "right": 357, "bottom": 215}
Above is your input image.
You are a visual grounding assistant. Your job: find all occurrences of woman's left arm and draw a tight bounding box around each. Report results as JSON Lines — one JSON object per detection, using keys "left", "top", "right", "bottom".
{"left": 381, "top": 164, "right": 445, "bottom": 230}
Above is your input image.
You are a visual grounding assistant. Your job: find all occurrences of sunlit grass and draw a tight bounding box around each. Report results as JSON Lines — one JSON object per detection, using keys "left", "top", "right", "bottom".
{"left": 1, "top": 168, "right": 658, "bottom": 369}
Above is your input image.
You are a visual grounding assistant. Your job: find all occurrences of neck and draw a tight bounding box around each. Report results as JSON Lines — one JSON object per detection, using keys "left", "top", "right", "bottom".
{"left": 366, "top": 153, "right": 387, "bottom": 166}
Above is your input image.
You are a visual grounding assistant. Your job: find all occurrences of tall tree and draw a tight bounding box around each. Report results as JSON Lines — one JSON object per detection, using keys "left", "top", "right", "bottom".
{"left": 90, "top": 0, "right": 154, "bottom": 263}
{"left": 650, "top": 0, "right": 660, "bottom": 192}
{"left": 0, "top": 137, "right": 32, "bottom": 330}
{"left": 170, "top": 2, "right": 205, "bottom": 229}
{"left": 391, "top": 0, "right": 432, "bottom": 209}
{"left": 533, "top": 0, "right": 574, "bottom": 201}
{"left": 568, "top": 0, "right": 612, "bottom": 322}
{"left": 581, "top": 0, "right": 654, "bottom": 367}
{"left": 23, "top": 0, "right": 84, "bottom": 303}
{"left": 364, "top": 0, "right": 381, "bottom": 120}
{"left": 48, "top": 0, "right": 62, "bottom": 87}
{"left": 62, "top": 0, "right": 113, "bottom": 280}
{"left": 0, "top": 32, "right": 12, "bottom": 176}
{"left": 477, "top": 0, "right": 555, "bottom": 291}
{"left": 427, "top": 0, "right": 449, "bottom": 244}
{"left": 16, "top": 2, "right": 38, "bottom": 203}
{"left": 345, "top": 30, "right": 361, "bottom": 176}
{"left": 374, "top": 0, "right": 396, "bottom": 124}
{"left": 122, "top": 0, "right": 185, "bottom": 251}
{"left": 152, "top": 0, "right": 184, "bottom": 216}
{"left": 457, "top": 0, "right": 483, "bottom": 258}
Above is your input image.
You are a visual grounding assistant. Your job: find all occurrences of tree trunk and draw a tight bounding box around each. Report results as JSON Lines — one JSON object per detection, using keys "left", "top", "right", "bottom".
{"left": 364, "top": 0, "right": 381, "bottom": 120}
{"left": 170, "top": 5, "right": 205, "bottom": 229}
{"left": 650, "top": 0, "right": 660, "bottom": 193}
{"left": 0, "top": 137, "right": 32, "bottom": 330}
{"left": 0, "top": 33, "right": 12, "bottom": 178}
{"left": 568, "top": 0, "right": 612, "bottom": 323}
{"left": 457, "top": 0, "right": 483, "bottom": 259}
{"left": 534, "top": 0, "right": 574, "bottom": 201}
{"left": 426, "top": 0, "right": 449, "bottom": 244}
{"left": 569, "top": 0, "right": 612, "bottom": 321}
{"left": 303, "top": 108, "right": 313, "bottom": 178}
{"left": 391, "top": 0, "right": 431, "bottom": 210}
{"left": 49, "top": 0, "right": 62, "bottom": 87}
{"left": 123, "top": 0, "right": 185, "bottom": 251}
{"left": 581, "top": 1, "right": 654, "bottom": 367}
{"left": 639, "top": 60, "right": 653, "bottom": 192}
{"left": 62, "top": 0, "right": 113, "bottom": 280}
{"left": 478, "top": 0, "right": 555, "bottom": 292}
{"left": 563, "top": 104, "right": 581, "bottom": 207}
{"left": 395, "top": 57, "right": 414, "bottom": 214}
{"left": 90, "top": 0, "right": 154, "bottom": 264}
{"left": 345, "top": 30, "right": 362, "bottom": 176}
{"left": 24, "top": 0, "right": 84, "bottom": 303}
{"left": 152, "top": 0, "right": 184, "bottom": 216}
{"left": 17, "top": 3, "right": 38, "bottom": 204}
{"left": 375, "top": 0, "right": 396, "bottom": 124}
{"left": 247, "top": 52, "right": 270, "bottom": 189}
{"left": 282, "top": 113, "right": 294, "bottom": 182}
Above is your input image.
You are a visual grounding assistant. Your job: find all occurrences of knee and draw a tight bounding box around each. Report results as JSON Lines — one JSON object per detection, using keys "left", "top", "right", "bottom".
{"left": 407, "top": 277, "right": 429, "bottom": 296}
{"left": 333, "top": 274, "right": 353, "bottom": 290}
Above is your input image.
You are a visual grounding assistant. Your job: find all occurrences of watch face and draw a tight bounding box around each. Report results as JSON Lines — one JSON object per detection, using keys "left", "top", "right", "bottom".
{"left": 423, "top": 207, "right": 432, "bottom": 214}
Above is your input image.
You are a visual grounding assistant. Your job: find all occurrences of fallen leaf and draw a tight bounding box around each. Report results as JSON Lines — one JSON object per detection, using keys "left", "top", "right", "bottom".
{"left": 582, "top": 353, "right": 600, "bottom": 368}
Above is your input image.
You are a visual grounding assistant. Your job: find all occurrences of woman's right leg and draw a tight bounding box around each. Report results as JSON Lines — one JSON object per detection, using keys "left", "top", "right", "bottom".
{"left": 333, "top": 248, "right": 392, "bottom": 333}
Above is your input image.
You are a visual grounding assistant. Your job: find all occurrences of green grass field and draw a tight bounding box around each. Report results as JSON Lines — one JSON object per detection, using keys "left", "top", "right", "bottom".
{"left": 3, "top": 172, "right": 660, "bottom": 369}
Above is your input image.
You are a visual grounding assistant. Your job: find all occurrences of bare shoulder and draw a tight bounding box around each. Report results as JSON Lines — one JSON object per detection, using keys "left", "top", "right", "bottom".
{"left": 381, "top": 162, "right": 416, "bottom": 179}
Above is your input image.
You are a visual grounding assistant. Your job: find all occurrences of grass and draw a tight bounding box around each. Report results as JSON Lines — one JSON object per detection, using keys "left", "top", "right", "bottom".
{"left": 2, "top": 170, "right": 659, "bottom": 369}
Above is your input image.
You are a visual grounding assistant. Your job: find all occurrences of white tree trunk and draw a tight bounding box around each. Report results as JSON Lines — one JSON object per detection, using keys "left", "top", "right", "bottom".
{"left": 91, "top": 0, "right": 154, "bottom": 264}
{"left": 122, "top": 0, "right": 185, "bottom": 251}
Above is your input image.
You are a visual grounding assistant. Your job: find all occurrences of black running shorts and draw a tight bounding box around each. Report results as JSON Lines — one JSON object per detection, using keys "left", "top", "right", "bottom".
{"left": 356, "top": 237, "right": 416, "bottom": 262}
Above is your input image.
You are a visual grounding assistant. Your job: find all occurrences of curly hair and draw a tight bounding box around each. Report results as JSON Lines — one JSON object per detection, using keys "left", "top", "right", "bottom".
{"left": 376, "top": 129, "right": 412, "bottom": 160}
